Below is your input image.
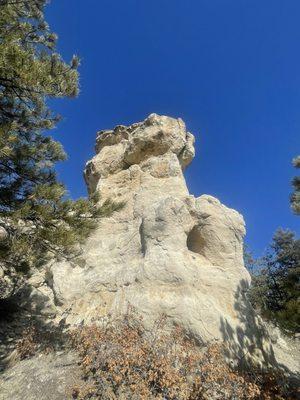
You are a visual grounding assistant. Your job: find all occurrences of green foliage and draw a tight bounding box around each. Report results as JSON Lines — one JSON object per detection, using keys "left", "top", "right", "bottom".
{"left": 248, "top": 229, "right": 300, "bottom": 333}
{"left": 290, "top": 155, "right": 300, "bottom": 215}
{"left": 0, "top": 0, "right": 120, "bottom": 295}
{"left": 243, "top": 244, "right": 256, "bottom": 274}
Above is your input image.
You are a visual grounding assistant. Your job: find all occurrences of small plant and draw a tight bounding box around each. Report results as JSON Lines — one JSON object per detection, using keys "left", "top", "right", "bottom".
{"left": 16, "top": 325, "right": 39, "bottom": 360}
{"left": 16, "top": 320, "right": 69, "bottom": 360}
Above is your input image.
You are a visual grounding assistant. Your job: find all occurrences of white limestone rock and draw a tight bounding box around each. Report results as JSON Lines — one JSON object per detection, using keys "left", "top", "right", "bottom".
{"left": 49, "top": 114, "right": 277, "bottom": 365}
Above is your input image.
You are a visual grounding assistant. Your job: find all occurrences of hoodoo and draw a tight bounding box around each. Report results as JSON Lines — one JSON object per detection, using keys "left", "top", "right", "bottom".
{"left": 39, "top": 113, "right": 273, "bottom": 364}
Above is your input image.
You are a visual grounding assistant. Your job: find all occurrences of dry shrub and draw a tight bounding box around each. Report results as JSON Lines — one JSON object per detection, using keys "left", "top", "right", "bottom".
{"left": 16, "top": 321, "right": 69, "bottom": 360}
{"left": 16, "top": 325, "right": 39, "bottom": 359}
{"left": 70, "top": 311, "right": 295, "bottom": 400}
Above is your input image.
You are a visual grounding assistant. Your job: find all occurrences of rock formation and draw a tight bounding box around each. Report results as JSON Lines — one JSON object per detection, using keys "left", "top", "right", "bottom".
{"left": 1, "top": 114, "right": 299, "bottom": 400}
{"left": 41, "top": 113, "right": 268, "bottom": 360}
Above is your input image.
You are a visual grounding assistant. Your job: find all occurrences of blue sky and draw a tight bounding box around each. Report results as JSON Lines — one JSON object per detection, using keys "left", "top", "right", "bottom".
{"left": 46, "top": 0, "right": 299, "bottom": 256}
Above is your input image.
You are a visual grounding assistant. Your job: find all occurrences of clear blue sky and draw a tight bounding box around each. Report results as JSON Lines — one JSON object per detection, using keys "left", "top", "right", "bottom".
{"left": 46, "top": 0, "right": 299, "bottom": 256}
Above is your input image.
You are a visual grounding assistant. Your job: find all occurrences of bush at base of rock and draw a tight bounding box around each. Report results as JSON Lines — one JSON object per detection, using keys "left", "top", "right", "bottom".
{"left": 70, "top": 313, "right": 294, "bottom": 400}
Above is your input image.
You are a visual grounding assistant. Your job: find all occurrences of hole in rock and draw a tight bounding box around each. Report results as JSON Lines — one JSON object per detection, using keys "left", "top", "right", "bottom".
{"left": 187, "top": 226, "right": 206, "bottom": 255}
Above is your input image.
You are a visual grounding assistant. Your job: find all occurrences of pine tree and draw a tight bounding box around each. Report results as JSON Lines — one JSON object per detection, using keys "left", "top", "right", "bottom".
{"left": 249, "top": 229, "right": 300, "bottom": 333}
{"left": 0, "top": 1, "right": 119, "bottom": 298}
{"left": 291, "top": 155, "right": 300, "bottom": 215}
{"left": 243, "top": 244, "right": 256, "bottom": 274}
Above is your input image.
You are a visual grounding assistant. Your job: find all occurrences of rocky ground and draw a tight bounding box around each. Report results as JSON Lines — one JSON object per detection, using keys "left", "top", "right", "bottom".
{"left": 0, "top": 308, "right": 80, "bottom": 400}
{"left": 0, "top": 351, "right": 80, "bottom": 400}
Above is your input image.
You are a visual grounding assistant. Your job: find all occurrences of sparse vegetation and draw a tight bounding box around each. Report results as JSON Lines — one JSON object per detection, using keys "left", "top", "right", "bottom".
{"left": 69, "top": 312, "right": 295, "bottom": 400}
{"left": 16, "top": 320, "right": 69, "bottom": 360}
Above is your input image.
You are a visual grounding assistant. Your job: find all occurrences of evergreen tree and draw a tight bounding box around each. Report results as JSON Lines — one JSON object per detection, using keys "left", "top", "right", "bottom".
{"left": 291, "top": 155, "right": 300, "bottom": 215}
{"left": 243, "top": 244, "right": 256, "bottom": 274}
{"left": 248, "top": 229, "right": 300, "bottom": 333}
{"left": 0, "top": 0, "right": 118, "bottom": 298}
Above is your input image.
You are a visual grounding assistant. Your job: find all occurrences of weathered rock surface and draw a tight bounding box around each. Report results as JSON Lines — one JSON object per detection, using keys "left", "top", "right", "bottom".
{"left": 43, "top": 114, "right": 266, "bottom": 360}
{"left": 12, "top": 114, "right": 295, "bottom": 368}
{"left": 0, "top": 352, "right": 79, "bottom": 400}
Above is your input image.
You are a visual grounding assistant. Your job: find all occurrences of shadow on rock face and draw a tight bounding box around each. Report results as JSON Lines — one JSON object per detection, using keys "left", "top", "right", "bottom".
{"left": 220, "top": 278, "right": 300, "bottom": 387}
{"left": 186, "top": 225, "right": 206, "bottom": 255}
{"left": 0, "top": 287, "right": 69, "bottom": 374}
{"left": 0, "top": 285, "right": 79, "bottom": 400}
{"left": 220, "top": 279, "right": 276, "bottom": 367}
